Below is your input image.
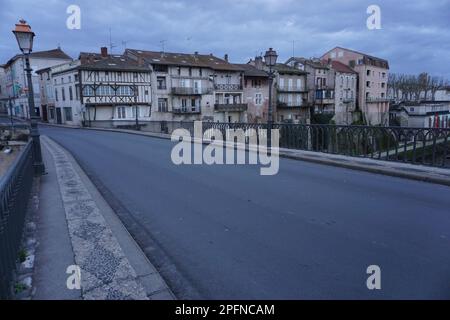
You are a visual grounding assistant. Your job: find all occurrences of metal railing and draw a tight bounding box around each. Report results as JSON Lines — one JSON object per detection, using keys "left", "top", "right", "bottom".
{"left": 0, "top": 141, "right": 34, "bottom": 299}
{"left": 85, "top": 120, "right": 450, "bottom": 168}
{"left": 214, "top": 84, "right": 242, "bottom": 91}
{"left": 214, "top": 103, "right": 248, "bottom": 112}
{"left": 200, "top": 123, "right": 450, "bottom": 168}
{"left": 277, "top": 85, "right": 307, "bottom": 92}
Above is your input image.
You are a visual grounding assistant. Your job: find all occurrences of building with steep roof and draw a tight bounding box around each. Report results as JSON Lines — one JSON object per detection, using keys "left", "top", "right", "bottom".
{"left": 126, "top": 49, "right": 248, "bottom": 122}
{"left": 2, "top": 48, "right": 72, "bottom": 119}
{"left": 37, "top": 47, "right": 152, "bottom": 126}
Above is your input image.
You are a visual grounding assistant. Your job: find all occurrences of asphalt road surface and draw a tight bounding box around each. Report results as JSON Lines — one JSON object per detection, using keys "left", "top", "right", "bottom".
{"left": 41, "top": 126, "right": 450, "bottom": 299}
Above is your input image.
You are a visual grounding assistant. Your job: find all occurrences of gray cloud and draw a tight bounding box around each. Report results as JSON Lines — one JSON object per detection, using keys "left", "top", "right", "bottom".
{"left": 1, "top": 0, "right": 449, "bottom": 78}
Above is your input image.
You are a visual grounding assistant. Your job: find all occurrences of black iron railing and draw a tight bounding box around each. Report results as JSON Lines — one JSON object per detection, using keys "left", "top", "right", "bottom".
{"left": 0, "top": 141, "right": 34, "bottom": 299}
{"left": 200, "top": 123, "right": 450, "bottom": 168}
{"left": 85, "top": 120, "right": 450, "bottom": 168}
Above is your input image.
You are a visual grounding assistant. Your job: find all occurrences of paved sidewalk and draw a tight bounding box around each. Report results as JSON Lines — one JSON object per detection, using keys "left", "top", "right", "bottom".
{"left": 32, "top": 135, "right": 174, "bottom": 300}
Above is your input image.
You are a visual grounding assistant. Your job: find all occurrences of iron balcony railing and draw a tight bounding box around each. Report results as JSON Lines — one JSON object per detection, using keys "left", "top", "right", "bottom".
{"left": 214, "top": 84, "right": 242, "bottom": 91}
{"left": 214, "top": 103, "right": 248, "bottom": 112}
{"left": 277, "top": 85, "right": 307, "bottom": 93}
{"left": 0, "top": 141, "right": 34, "bottom": 299}
{"left": 342, "top": 98, "right": 355, "bottom": 103}
{"left": 366, "top": 97, "right": 391, "bottom": 103}
{"left": 172, "top": 106, "right": 202, "bottom": 114}
{"left": 171, "top": 87, "right": 212, "bottom": 95}
{"left": 277, "top": 101, "right": 307, "bottom": 108}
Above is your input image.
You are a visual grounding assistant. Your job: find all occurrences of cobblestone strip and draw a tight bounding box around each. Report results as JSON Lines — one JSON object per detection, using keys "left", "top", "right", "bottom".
{"left": 41, "top": 136, "right": 148, "bottom": 300}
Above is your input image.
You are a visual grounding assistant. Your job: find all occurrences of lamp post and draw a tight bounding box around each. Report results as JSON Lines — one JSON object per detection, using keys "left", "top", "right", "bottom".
{"left": 8, "top": 96, "right": 14, "bottom": 130}
{"left": 12, "top": 19, "right": 45, "bottom": 175}
{"left": 264, "top": 48, "right": 278, "bottom": 152}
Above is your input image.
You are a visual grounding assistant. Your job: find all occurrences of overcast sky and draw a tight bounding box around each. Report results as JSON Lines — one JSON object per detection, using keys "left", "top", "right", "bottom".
{"left": 1, "top": 0, "right": 449, "bottom": 78}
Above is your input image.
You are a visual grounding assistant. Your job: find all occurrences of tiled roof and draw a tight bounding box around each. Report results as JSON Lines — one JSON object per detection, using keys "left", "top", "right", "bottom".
{"left": 78, "top": 53, "right": 150, "bottom": 72}
{"left": 329, "top": 61, "right": 357, "bottom": 74}
{"left": 126, "top": 49, "right": 243, "bottom": 71}
{"left": 29, "top": 48, "right": 72, "bottom": 60}
{"left": 4, "top": 48, "right": 72, "bottom": 67}
{"left": 323, "top": 47, "right": 389, "bottom": 69}
{"left": 273, "top": 63, "right": 308, "bottom": 75}
{"left": 286, "top": 57, "right": 328, "bottom": 70}
{"left": 233, "top": 64, "right": 268, "bottom": 77}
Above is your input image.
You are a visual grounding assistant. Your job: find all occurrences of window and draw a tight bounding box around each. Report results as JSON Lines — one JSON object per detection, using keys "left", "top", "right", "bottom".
{"left": 199, "top": 68, "right": 203, "bottom": 77}
{"left": 62, "top": 88, "right": 66, "bottom": 101}
{"left": 255, "top": 93, "right": 262, "bottom": 105}
{"left": 68, "top": 76, "right": 72, "bottom": 82}
{"left": 157, "top": 77, "right": 166, "bottom": 90}
{"left": 64, "top": 107, "right": 73, "bottom": 121}
{"left": 117, "top": 86, "right": 133, "bottom": 96}
{"left": 189, "top": 68, "right": 192, "bottom": 76}
{"left": 154, "top": 64, "right": 168, "bottom": 72}
{"left": 69, "top": 86, "right": 73, "bottom": 100}
{"left": 158, "top": 98, "right": 168, "bottom": 112}
{"left": 75, "top": 84, "right": 80, "bottom": 100}
{"left": 366, "top": 81, "right": 371, "bottom": 88}
{"left": 55, "top": 89, "right": 58, "bottom": 101}
{"left": 49, "top": 108, "right": 55, "bottom": 119}
{"left": 61, "top": 77, "right": 64, "bottom": 84}
{"left": 117, "top": 106, "right": 126, "bottom": 119}
{"left": 367, "top": 70, "right": 371, "bottom": 76}
{"left": 83, "top": 86, "right": 94, "bottom": 96}
{"left": 74, "top": 74, "right": 79, "bottom": 82}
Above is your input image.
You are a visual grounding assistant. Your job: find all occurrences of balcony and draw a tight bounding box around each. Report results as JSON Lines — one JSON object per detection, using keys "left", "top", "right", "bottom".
{"left": 172, "top": 106, "right": 201, "bottom": 114}
{"left": 171, "top": 87, "right": 211, "bottom": 95}
{"left": 343, "top": 98, "right": 355, "bottom": 103}
{"left": 214, "top": 84, "right": 242, "bottom": 91}
{"left": 277, "top": 101, "right": 307, "bottom": 108}
{"left": 366, "top": 97, "right": 391, "bottom": 103}
{"left": 214, "top": 103, "right": 248, "bottom": 112}
{"left": 277, "top": 85, "right": 307, "bottom": 93}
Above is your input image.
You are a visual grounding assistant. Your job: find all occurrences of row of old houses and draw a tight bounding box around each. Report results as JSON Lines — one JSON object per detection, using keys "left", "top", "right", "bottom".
{"left": 1, "top": 46, "right": 395, "bottom": 126}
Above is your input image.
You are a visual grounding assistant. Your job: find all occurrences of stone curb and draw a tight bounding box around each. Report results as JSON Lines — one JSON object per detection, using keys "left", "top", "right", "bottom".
{"left": 40, "top": 122, "right": 450, "bottom": 187}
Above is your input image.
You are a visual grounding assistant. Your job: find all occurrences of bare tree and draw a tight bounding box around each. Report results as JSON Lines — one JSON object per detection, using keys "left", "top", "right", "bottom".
{"left": 430, "top": 76, "right": 445, "bottom": 101}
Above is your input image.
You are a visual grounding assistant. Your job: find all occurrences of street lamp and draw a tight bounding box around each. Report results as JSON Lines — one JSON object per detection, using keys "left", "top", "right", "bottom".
{"left": 12, "top": 19, "right": 45, "bottom": 175}
{"left": 264, "top": 48, "right": 278, "bottom": 152}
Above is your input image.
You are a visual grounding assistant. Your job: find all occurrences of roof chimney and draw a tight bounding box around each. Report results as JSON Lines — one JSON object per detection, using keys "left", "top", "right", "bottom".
{"left": 254, "top": 56, "right": 263, "bottom": 70}
{"left": 224, "top": 54, "right": 228, "bottom": 62}
{"left": 101, "top": 47, "right": 108, "bottom": 57}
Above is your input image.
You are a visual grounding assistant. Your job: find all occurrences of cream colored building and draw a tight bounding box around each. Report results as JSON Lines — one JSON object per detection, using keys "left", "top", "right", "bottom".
{"left": 125, "top": 49, "right": 247, "bottom": 123}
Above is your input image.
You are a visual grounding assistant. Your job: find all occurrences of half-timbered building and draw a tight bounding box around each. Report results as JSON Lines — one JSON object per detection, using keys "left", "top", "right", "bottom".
{"left": 47, "top": 47, "right": 152, "bottom": 126}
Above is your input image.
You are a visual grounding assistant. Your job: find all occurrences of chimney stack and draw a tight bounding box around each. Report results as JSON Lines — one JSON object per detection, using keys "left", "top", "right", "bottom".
{"left": 254, "top": 56, "right": 263, "bottom": 70}
{"left": 224, "top": 54, "right": 228, "bottom": 62}
{"left": 101, "top": 47, "right": 108, "bottom": 57}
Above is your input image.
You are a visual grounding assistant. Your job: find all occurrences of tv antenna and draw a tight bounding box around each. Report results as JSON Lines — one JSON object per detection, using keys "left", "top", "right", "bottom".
{"left": 160, "top": 40, "right": 167, "bottom": 53}
{"left": 109, "top": 28, "right": 117, "bottom": 54}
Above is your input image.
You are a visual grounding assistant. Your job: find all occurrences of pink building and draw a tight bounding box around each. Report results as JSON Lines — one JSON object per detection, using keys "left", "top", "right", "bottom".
{"left": 321, "top": 47, "right": 390, "bottom": 126}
